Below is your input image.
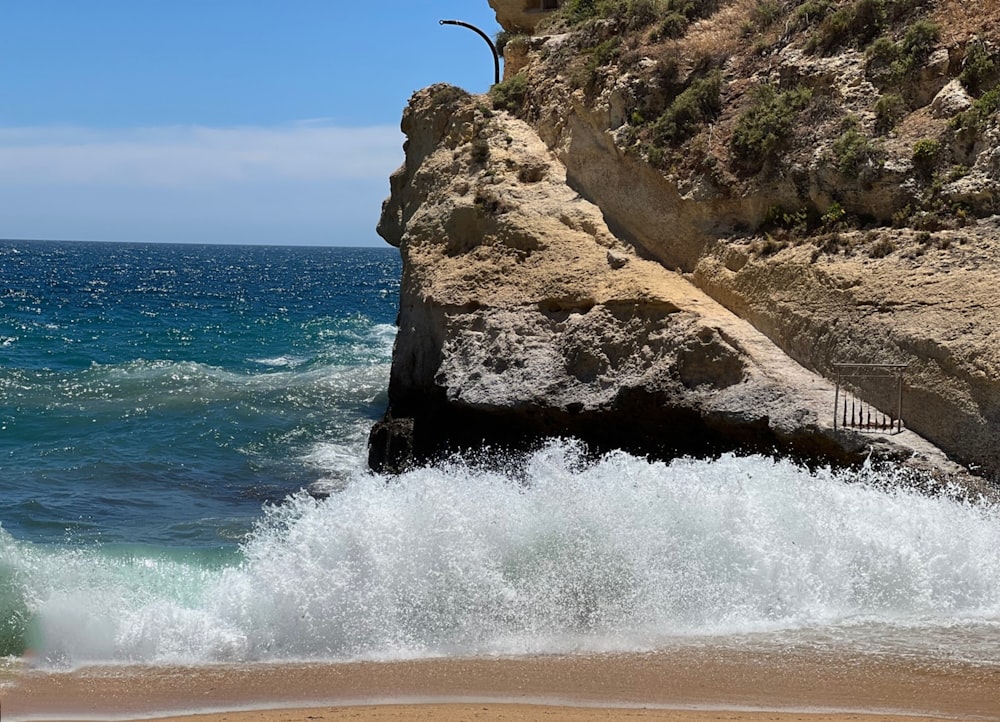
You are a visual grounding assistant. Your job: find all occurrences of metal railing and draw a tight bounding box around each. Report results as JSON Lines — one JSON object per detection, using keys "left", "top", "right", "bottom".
{"left": 833, "top": 363, "right": 907, "bottom": 434}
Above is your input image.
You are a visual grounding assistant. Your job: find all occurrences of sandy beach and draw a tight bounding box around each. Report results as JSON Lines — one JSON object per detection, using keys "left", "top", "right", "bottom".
{"left": 3, "top": 646, "right": 998, "bottom": 722}
{"left": 127, "top": 706, "right": 969, "bottom": 722}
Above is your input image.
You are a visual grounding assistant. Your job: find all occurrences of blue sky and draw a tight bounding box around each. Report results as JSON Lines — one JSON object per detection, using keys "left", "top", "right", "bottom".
{"left": 0, "top": 1, "right": 501, "bottom": 246}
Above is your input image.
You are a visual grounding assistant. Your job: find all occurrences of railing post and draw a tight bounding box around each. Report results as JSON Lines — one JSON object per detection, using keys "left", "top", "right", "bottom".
{"left": 833, "top": 367, "right": 841, "bottom": 430}
{"left": 832, "top": 362, "right": 907, "bottom": 435}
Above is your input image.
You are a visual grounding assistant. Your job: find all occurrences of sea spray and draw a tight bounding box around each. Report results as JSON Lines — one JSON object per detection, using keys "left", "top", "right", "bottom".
{"left": 5, "top": 442, "right": 1000, "bottom": 668}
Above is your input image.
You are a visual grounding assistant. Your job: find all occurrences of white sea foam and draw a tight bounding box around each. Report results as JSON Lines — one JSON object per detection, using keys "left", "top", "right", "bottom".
{"left": 251, "top": 355, "right": 309, "bottom": 368}
{"left": 4, "top": 443, "right": 1000, "bottom": 668}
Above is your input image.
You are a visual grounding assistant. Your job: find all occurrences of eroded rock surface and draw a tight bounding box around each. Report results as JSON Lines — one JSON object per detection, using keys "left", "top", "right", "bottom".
{"left": 370, "top": 86, "right": 971, "bottom": 488}
{"left": 487, "top": 0, "right": 561, "bottom": 34}
{"left": 478, "top": 0, "right": 1000, "bottom": 483}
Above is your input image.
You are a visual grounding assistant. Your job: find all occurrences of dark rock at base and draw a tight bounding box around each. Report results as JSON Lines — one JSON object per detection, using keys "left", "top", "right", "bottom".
{"left": 368, "top": 415, "right": 416, "bottom": 475}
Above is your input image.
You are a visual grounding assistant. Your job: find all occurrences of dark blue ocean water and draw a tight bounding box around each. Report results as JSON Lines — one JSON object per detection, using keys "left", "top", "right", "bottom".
{"left": 0, "top": 239, "right": 998, "bottom": 670}
{"left": 1, "top": 240, "right": 400, "bottom": 548}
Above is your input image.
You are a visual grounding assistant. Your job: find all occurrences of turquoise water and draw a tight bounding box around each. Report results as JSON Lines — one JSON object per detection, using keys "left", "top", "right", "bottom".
{"left": 1, "top": 239, "right": 999, "bottom": 670}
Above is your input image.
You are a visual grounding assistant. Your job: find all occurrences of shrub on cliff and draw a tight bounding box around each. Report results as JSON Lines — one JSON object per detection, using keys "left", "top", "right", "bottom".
{"left": 550, "top": 0, "right": 668, "bottom": 28}
{"left": 583, "top": 38, "right": 622, "bottom": 86}
{"left": 490, "top": 73, "right": 528, "bottom": 113}
{"left": 730, "top": 84, "right": 813, "bottom": 174}
{"left": 832, "top": 119, "right": 882, "bottom": 177}
{"left": 650, "top": 70, "right": 723, "bottom": 146}
{"left": 809, "top": 0, "right": 886, "bottom": 54}
{"left": 863, "top": 18, "right": 939, "bottom": 97}
{"left": 874, "top": 92, "right": 906, "bottom": 134}
{"left": 794, "top": 0, "right": 832, "bottom": 29}
{"left": 807, "top": 0, "right": 932, "bottom": 54}
{"left": 555, "top": 0, "right": 603, "bottom": 24}
{"left": 550, "top": 0, "right": 719, "bottom": 35}
{"left": 950, "top": 86, "right": 1000, "bottom": 141}
{"left": 960, "top": 41, "right": 999, "bottom": 96}
{"left": 911, "top": 138, "right": 941, "bottom": 177}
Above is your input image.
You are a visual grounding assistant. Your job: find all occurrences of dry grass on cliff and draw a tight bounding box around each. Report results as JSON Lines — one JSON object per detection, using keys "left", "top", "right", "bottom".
{"left": 676, "top": 0, "right": 1000, "bottom": 64}
{"left": 934, "top": 0, "right": 1000, "bottom": 44}
{"left": 672, "top": 0, "right": 759, "bottom": 65}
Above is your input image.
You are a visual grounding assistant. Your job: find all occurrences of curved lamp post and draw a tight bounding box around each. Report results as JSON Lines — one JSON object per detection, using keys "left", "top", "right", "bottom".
{"left": 440, "top": 19, "right": 501, "bottom": 85}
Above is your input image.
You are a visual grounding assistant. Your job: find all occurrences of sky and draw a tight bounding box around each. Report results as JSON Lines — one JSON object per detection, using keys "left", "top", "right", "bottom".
{"left": 0, "top": 1, "right": 502, "bottom": 246}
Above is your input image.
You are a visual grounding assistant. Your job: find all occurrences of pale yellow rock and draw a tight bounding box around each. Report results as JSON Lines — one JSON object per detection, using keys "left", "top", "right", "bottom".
{"left": 488, "top": 0, "right": 562, "bottom": 34}
{"left": 470, "top": 2, "right": 1000, "bottom": 482}
{"left": 373, "top": 84, "right": 977, "bottom": 489}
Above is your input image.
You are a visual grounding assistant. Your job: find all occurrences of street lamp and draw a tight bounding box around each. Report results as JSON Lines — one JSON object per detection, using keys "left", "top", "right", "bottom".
{"left": 439, "top": 19, "right": 501, "bottom": 86}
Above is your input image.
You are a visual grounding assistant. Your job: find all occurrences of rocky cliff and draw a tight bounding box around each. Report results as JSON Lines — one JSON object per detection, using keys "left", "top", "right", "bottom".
{"left": 370, "top": 0, "right": 1000, "bottom": 488}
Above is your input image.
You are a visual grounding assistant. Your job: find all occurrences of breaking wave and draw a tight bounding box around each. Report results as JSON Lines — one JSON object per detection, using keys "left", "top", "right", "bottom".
{"left": 3, "top": 443, "right": 999, "bottom": 669}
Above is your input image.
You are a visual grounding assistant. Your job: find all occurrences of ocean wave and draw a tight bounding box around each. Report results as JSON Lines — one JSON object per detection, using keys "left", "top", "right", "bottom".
{"left": 251, "top": 355, "right": 310, "bottom": 369}
{"left": 4, "top": 357, "right": 391, "bottom": 410}
{"left": 4, "top": 443, "right": 999, "bottom": 668}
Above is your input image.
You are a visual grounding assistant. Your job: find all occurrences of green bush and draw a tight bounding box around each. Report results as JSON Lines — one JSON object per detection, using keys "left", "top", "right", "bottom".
{"left": 429, "top": 85, "right": 471, "bottom": 107}
{"left": 730, "top": 84, "right": 813, "bottom": 173}
{"left": 651, "top": 70, "right": 723, "bottom": 145}
{"left": 557, "top": 0, "right": 603, "bottom": 24}
{"left": 885, "top": 0, "right": 930, "bottom": 22}
{"left": 646, "top": 144, "right": 666, "bottom": 167}
{"left": 950, "top": 86, "right": 1000, "bottom": 135}
{"left": 874, "top": 93, "right": 906, "bottom": 134}
{"left": 809, "top": 6, "right": 852, "bottom": 53}
{"left": 865, "top": 36, "right": 901, "bottom": 77}
{"left": 850, "top": 0, "right": 888, "bottom": 45}
{"left": 489, "top": 73, "right": 528, "bottom": 113}
{"left": 809, "top": 0, "right": 887, "bottom": 54}
{"left": 794, "top": 0, "right": 832, "bottom": 28}
{"left": 551, "top": 0, "right": 714, "bottom": 30}
{"left": 868, "top": 236, "right": 897, "bottom": 258}
{"left": 619, "top": 0, "right": 670, "bottom": 30}
{"left": 586, "top": 37, "right": 621, "bottom": 77}
{"left": 832, "top": 121, "right": 881, "bottom": 177}
{"left": 864, "top": 19, "right": 939, "bottom": 89}
{"left": 495, "top": 31, "right": 530, "bottom": 58}
{"left": 656, "top": 11, "right": 689, "bottom": 38}
{"left": 749, "top": 0, "right": 782, "bottom": 31}
{"left": 763, "top": 204, "right": 814, "bottom": 234}
{"left": 495, "top": 30, "right": 514, "bottom": 56}
{"left": 665, "top": 0, "right": 718, "bottom": 20}
{"left": 960, "top": 42, "right": 998, "bottom": 96}
{"left": 821, "top": 201, "right": 847, "bottom": 228}
{"left": 899, "top": 19, "right": 940, "bottom": 64}
{"left": 911, "top": 138, "right": 941, "bottom": 176}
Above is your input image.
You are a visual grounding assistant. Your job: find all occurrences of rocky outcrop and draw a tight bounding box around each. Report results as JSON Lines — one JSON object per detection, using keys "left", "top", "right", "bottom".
{"left": 487, "top": 0, "right": 561, "bottom": 34}
{"left": 472, "top": 0, "right": 1000, "bottom": 482}
{"left": 367, "top": 1, "right": 1000, "bottom": 495}
{"left": 369, "top": 85, "right": 972, "bottom": 488}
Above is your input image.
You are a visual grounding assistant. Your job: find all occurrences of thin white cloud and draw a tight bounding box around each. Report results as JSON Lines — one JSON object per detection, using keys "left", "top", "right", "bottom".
{"left": 0, "top": 122, "right": 403, "bottom": 187}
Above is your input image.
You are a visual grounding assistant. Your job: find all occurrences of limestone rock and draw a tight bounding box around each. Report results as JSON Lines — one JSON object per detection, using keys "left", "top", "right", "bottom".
{"left": 370, "top": 1, "right": 1000, "bottom": 494}
{"left": 692, "top": 226, "right": 1000, "bottom": 479}
{"left": 931, "top": 79, "right": 973, "bottom": 119}
{"left": 370, "top": 86, "right": 969, "bottom": 485}
{"left": 468, "top": 1, "right": 1000, "bottom": 484}
{"left": 488, "top": 0, "right": 560, "bottom": 34}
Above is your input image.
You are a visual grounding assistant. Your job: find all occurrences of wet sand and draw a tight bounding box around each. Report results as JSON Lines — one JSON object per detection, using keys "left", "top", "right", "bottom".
{"left": 2, "top": 647, "right": 998, "bottom": 722}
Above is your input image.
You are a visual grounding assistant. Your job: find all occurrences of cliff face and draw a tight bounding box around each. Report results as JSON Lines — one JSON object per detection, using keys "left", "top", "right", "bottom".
{"left": 371, "top": 0, "right": 1000, "bottom": 485}
{"left": 369, "top": 84, "right": 967, "bottom": 484}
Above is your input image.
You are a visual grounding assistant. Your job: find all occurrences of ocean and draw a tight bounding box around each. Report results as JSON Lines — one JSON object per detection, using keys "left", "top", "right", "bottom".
{"left": 1, "top": 239, "right": 999, "bottom": 671}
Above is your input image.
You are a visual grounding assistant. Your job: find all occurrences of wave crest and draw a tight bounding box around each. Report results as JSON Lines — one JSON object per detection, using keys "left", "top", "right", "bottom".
{"left": 5, "top": 444, "right": 999, "bottom": 668}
